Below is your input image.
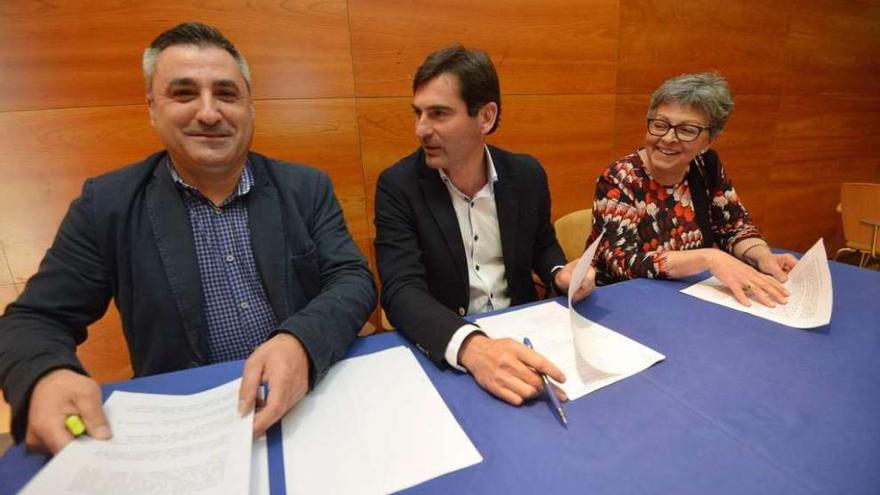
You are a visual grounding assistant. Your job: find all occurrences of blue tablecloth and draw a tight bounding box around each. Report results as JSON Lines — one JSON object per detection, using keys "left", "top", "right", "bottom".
{"left": 2, "top": 261, "right": 878, "bottom": 494}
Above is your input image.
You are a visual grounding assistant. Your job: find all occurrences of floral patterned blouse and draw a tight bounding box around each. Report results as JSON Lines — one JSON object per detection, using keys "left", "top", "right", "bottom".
{"left": 587, "top": 149, "right": 761, "bottom": 285}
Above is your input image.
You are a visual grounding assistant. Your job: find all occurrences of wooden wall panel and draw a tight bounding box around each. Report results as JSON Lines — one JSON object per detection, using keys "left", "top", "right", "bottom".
{"left": 617, "top": 0, "right": 793, "bottom": 94}
{"left": 0, "top": 246, "right": 13, "bottom": 288}
{"left": 75, "top": 308, "right": 133, "bottom": 383}
{"left": 767, "top": 95, "right": 880, "bottom": 251}
{"left": 252, "top": 99, "right": 369, "bottom": 240}
{"left": 706, "top": 95, "right": 783, "bottom": 231}
{"left": 0, "top": 105, "right": 161, "bottom": 282}
{"left": 763, "top": 181, "right": 848, "bottom": 252}
{"left": 348, "top": 0, "right": 619, "bottom": 96}
{"left": 0, "top": 0, "right": 354, "bottom": 111}
{"left": 774, "top": 96, "right": 880, "bottom": 171}
{"left": 612, "top": 94, "right": 649, "bottom": 159}
{"left": 355, "top": 97, "right": 414, "bottom": 238}
{"left": 785, "top": 0, "right": 880, "bottom": 96}
{"left": 488, "top": 95, "right": 617, "bottom": 220}
{"left": 0, "top": 286, "right": 17, "bottom": 316}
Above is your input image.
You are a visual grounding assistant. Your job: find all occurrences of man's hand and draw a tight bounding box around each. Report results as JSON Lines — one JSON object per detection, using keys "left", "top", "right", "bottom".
{"left": 26, "top": 369, "right": 111, "bottom": 454}
{"left": 458, "top": 334, "right": 567, "bottom": 405}
{"left": 238, "top": 333, "right": 310, "bottom": 437}
{"left": 554, "top": 260, "right": 596, "bottom": 303}
{"left": 707, "top": 250, "right": 789, "bottom": 308}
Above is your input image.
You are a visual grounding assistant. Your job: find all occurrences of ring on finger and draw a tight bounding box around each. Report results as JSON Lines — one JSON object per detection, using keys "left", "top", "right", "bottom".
{"left": 742, "top": 283, "right": 753, "bottom": 295}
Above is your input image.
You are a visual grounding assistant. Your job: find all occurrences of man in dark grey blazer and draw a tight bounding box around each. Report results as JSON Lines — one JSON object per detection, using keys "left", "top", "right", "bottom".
{"left": 0, "top": 23, "right": 375, "bottom": 454}
{"left": 374, "top": 45, "right": 595, "bottom": 407}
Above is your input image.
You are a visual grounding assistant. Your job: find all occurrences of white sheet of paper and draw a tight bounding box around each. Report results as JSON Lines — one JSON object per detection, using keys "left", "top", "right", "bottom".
{"left": 566, "top": 233, "right": 645, "bottom": 374}
{"left": 22, "top": 379, "right": 254, "bottom": 495}
{"left": 567, "top": 233, "right": 602, "bottom": 307}
{"left": 680, "top": 238, "right": 833, "bottom": 328}
{"left": 249, "top": 435, "right": 269, "bottom": 495}
{"left": 476, "top": 301, "right": 665, "bottom": 400}
{"left": 281, "top": 346, "right": 482, "bottom": 495}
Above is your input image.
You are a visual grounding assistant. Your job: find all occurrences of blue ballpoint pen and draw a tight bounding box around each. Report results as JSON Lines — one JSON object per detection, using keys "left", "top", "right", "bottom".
{"left": 523, "top": 337, "right": 568, "bottom": 427}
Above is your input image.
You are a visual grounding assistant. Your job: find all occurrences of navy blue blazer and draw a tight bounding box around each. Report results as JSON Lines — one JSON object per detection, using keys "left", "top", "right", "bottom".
{"left": 0, "top": 151, "right": 376, "bottom": 441}
{"left": 374, "top": 145, "right": 565, "bottom": 367}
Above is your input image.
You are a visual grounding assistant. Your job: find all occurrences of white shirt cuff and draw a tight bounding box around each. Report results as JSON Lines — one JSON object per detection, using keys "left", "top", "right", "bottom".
{"left": 550, "top": 264, "right": 565, "bottom": 290}
{"left": 444, "top": 324, "right": 482, "bottom": 372}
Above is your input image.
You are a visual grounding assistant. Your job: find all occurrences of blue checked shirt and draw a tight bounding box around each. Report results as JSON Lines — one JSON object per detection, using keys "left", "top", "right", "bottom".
{"left": 168, "top": 160, "right": 278, "bottom": 363}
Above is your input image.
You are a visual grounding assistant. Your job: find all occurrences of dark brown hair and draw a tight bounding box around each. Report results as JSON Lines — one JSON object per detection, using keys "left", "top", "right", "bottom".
{"left": 413, "top": 44, "right": 501, "bottom": 134}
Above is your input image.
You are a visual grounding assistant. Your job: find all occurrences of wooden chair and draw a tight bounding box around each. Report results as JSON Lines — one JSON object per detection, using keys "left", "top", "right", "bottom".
{"left": 835, "top": 183, "right": 880, "bottom": 269}
{"left": 531, "top": 208, "right": 594, "bottom": 297}
{"left": 554, "top": 209, "right": 593, "bottom": 261}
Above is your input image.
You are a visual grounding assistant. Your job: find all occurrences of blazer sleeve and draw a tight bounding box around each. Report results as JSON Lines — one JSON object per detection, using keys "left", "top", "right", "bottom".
{"left": 274, "top": 171, "right": 376, "bottom": 387}
{"left": 0, "top": 179, "right": 112, "bottom": 441}
{"left": 374, "top": 170, "right": 468, "bottom": 367}
{"left": 704, "top": 152, "right": 763, "bottom": 252}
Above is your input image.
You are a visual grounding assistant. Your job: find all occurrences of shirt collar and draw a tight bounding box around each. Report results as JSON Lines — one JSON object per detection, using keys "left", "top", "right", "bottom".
{"left": 166, "top": 157, "right": 254, "bottom": 203}
{"left": 438, "top": 145, "right": 499, "bottom": 195}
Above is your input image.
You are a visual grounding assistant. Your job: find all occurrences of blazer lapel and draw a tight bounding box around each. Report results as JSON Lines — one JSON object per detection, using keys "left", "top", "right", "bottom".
{"left": 493, "top": 151, "right": 521, "bottom": 276}
{"left": 147, "top": 163, "right": 207, "bottom": 362}
{"left": 419, "top": 161, "right": 469, "bottom": 297}
{"left": 246, "top": 159, "right": 289, "bottom": 322}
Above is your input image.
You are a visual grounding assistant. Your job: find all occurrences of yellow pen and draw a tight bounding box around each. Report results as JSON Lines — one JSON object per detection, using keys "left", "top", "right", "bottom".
{"left": 64, "top": 414, "right": 86, "bottom": 437}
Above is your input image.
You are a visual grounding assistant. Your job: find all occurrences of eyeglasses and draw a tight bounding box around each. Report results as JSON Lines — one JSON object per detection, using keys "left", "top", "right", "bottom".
{"left": 646, "top": 118, "right": 709, "bottom": 143}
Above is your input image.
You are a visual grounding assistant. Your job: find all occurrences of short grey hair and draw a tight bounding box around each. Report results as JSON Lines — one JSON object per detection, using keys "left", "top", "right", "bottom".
{"left": 647, "top": 72, "right": 734, "bottom": 139}
{"left": 142, "top": 22, "right": 251, "bottom": 95}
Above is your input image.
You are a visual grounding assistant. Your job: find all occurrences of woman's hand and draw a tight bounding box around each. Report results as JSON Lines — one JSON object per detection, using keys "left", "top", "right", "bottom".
{"left": 705, "top": 250, "right": 790, "bottom": 308}
{"left": 754, "top": 252, "right": 798, "bottom": 282}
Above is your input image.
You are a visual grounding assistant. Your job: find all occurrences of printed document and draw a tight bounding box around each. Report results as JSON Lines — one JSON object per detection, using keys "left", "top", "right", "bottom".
{"left": 476, "top": 301, "right": 665, "bottom": 400}
{"left": 281, "top": 346, "right": 482, "bottom": 495}
{"left": 680, "top": 238, "right": 833, "bottom": 328}
{"left": 250, "top": 436, "right": 269, "bottom": 495}
{"left": 567, "top": 233, "right": 652, "bottom": 374}
{"left": 476, "top": 234, "right": 665, "bottom": 400}
{"left": 22, "top": 379, "right": 254, "bottom": 495}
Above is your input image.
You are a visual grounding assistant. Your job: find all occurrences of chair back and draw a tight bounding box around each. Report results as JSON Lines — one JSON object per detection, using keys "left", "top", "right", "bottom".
{"left": 840, "top": 183, "right": 880, "bottom": 253}
{"left": 554, "top": 209, "right": 593, "bottom": 261}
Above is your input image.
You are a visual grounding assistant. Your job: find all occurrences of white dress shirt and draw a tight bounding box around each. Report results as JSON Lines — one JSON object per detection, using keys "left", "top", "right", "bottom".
{"left": 441, "top": 147, "right": 511, "bottom": 371}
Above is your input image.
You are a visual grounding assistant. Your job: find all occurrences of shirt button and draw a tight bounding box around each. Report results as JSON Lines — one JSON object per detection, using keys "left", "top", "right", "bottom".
{"left": 469, "top": 201, "right": 474, "bottom": 207}
{"left": 225, "top": 254, "right": 235, "bottom": 262}
{"left": 474, "top": 235, "right": 478, "bottom": 242}
{"left": 213, "top": 208, "right": 222, "bottom": 215}
{"left": 240, "top": 301, "right": 250, "bottom": 309}
{"left": 475, "top": 264, "right": 480, "bottom": 271}
{"left": 458, "top": 307, "right": 466, "bottom": 316}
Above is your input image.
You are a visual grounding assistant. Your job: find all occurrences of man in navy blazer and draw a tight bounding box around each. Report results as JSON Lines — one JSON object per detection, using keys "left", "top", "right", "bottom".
{"left": 0, "top": 23, "right": 375, "bottom": 453}
{"left": 374, "top": 45, "right": 595, "bottom": 407}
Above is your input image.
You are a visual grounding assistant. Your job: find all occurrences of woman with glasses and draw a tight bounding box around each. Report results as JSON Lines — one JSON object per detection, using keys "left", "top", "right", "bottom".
{"left": 586, "top": 72, "right": 797, "bottom": 307}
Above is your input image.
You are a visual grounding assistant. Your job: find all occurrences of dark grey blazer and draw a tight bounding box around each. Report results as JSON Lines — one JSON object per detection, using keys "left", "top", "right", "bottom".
{"left": 374, "top": 145, "right": 565, "bottom": 367}
{"left": 0, "top": 151, "right": 376, "bottom": 441}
